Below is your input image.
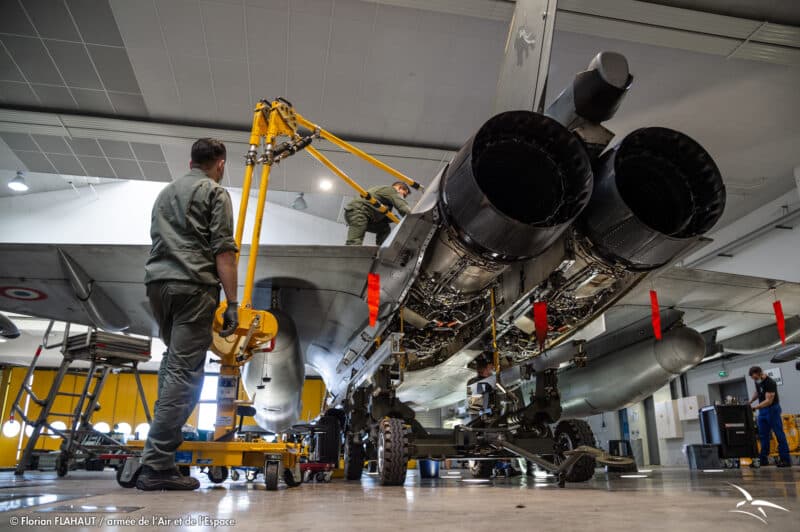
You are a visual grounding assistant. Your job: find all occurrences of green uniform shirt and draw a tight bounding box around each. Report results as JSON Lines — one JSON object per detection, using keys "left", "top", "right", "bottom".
{"left": 144, "top": 168, "right": 237, "bottom": 286}
{"left": 345, "top": 185, "right": 411, "bottom": 222}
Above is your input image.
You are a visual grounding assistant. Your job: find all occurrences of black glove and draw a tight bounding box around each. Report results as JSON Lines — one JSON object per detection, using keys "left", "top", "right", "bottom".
{"left": 220, "top": 301, "right": 239, "bottom": 337}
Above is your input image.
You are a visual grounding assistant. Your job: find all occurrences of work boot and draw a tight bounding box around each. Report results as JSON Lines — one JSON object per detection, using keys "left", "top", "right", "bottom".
{"left": 136, "top": 465, "right": 200, "bottom": 491}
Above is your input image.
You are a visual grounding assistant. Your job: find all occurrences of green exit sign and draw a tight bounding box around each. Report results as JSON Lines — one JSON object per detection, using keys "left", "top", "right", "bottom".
{"left": 719, "top": 371, "right": 728, "bottom": 377}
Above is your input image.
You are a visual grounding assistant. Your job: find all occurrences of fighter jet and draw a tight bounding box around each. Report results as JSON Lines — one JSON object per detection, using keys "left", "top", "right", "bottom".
{"left": 1, "top": 0, "right": 788, "bottom": 487}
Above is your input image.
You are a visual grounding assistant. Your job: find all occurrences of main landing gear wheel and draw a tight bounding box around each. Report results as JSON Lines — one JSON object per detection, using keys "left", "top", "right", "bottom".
{"left": 208, "top": 466, "right": 228, "bottom": 484}
{"left": 377, "top": 418, "right": 409, "bottom": 486}
{"left": 469, "top": 460, "right": 494, "bottom": 479}
{"left": 554, "top": 419, "right": 596, "bottom": 483}
{"left": 344, "top": 437, "right": 365, "bottom": 480}
{"left": 264, "top": 462, "right": 279, "bottom": 491}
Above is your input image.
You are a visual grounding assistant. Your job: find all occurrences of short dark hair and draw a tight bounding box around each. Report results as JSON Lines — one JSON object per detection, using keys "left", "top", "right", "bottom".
{"left": 475, "top": 354, "right": 492, "bottom": 369}
{"left": 749, "top": 366, "right": 762, "bottom": 376}
{"left": 191, "top": 138, "right": 226, "bottom": 168}
{"left": 392, "top": 181, "right": 410, "bottom": 194}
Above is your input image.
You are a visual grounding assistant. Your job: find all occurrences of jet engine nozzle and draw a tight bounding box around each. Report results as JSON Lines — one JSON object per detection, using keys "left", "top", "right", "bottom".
{"left": 579, "top": 127, "right": 725, "bottom": 270}
{"left": 441, "top": 111, "right": 593, "bottom": 262}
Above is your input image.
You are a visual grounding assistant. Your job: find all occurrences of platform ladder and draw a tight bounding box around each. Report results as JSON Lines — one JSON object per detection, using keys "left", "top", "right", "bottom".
{"left": 9, "top": 321, "right": 153, "bottom": 476}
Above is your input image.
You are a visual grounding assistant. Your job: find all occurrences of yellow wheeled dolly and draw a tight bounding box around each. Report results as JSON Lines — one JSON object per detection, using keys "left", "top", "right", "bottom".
{"left": 123, "top": 439, "right": 303, "bottom": 490}
{"left": 118, "top": 97, "right": 422, "bottom": 490}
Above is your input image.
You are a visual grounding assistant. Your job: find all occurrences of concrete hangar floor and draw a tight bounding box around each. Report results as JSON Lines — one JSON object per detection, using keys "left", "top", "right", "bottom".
{"left": 1, "top": 467, "right": 797, "bottom": 531}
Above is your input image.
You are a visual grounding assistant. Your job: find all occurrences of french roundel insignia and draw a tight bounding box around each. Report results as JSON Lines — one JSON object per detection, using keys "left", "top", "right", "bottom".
{"left": 0, "top": 287, "right": 48, "bottom": 301}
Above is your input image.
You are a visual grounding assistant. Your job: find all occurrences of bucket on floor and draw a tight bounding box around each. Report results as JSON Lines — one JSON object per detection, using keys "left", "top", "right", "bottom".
{"left": 418, "top": 459, "right": 440, "bottom": 478}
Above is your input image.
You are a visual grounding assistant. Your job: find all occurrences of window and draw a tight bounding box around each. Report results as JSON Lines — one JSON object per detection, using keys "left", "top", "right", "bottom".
{"left": 197, "top": 403, "right": 217, "bottom": 431}
{"left": 134, "top": 423, "right": 150, "bottom": 440}
{"left": 195, "top": 374, "right": 221, "bottom": 431}
{"left": 2, "top": 420, "right": 20, "bottom": 438}
{"left": 200, "top": 376, "right": 218, "bottom": 401}
{"left": 50, "top": 421, "right": 67, "bottom": 439}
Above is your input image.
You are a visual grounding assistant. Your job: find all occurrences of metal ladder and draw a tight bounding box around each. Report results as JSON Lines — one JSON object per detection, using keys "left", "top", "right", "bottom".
{"left": 9, "top": 321, "right": 152, "bottom": 476}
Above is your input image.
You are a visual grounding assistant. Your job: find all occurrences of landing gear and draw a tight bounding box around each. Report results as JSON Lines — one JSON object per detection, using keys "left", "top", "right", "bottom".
{"left": 553, "top": 419, "right": 596, "bottom": 482}
{"left": 344, "top": 437, "right": 365, "bottom": 480}
{"left": 315, "top": 414, "right": 342, "bottom": 464}
{"left": 377, "top": 418, "right": 409, "bottom": 486}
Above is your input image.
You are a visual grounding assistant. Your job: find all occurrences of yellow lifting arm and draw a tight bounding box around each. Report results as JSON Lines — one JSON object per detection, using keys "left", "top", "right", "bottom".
{"left": 295, "top": 114, "right": 423, "bottom": 193}
{"left": 209, "top": 98, "right": 424, "bottom": 438}
{"left": 304, "top": 145, "right": 400, "bottom": 224}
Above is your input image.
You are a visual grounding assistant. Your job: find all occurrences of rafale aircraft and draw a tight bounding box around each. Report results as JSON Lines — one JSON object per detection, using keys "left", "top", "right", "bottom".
{"left": 5, "top": 0, "right": 775, "bottom": 488}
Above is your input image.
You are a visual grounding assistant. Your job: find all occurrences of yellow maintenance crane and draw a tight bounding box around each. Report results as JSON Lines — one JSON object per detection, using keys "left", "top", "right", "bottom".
{"left": 120, "top": 98, "right": 422, "bottom": 490}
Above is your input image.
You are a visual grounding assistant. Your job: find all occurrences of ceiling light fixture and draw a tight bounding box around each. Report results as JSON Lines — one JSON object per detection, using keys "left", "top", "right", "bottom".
{"left": 291, "top": 192, "right": 307, "bottom": 210}
{"left": 318, "top": 179, "right": 333, "bottom": 191}
{"left": 8, "top": 171, "right": 29, "bottom": 192}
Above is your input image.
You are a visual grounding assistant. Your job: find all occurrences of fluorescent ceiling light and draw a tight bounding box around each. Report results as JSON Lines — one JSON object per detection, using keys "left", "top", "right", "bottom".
{"left": 318, "top": 179, "right": 333, "bottom": 191}
{"left": 620, "top": 474, "right": 648, "bottom": 478}
{"left": 8, "top": 171, "right": 28, "bottom": 192}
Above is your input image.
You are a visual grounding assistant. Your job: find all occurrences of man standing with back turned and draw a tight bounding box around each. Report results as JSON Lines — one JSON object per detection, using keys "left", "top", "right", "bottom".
{"left": 344, "top": 182, "right": 411, "bottom": 245}
{"left": 749, "top": 366, "right": 792, "bottom": 468}
{"left": 138, "top": 138, "right": 240, "bottom": 490}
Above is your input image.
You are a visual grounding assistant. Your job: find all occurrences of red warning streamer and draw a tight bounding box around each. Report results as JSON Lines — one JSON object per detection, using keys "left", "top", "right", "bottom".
{"left": 774, "top": 300, "right": 786, "bottom": 345}
{"left": 650, "top": 290, "right": 662, "bottom": 340}
{"left": 533, "top": 301, "right": 548, "bottom": 349}
{"left": 367, "top": 273, "right": 380, "bottom": 327}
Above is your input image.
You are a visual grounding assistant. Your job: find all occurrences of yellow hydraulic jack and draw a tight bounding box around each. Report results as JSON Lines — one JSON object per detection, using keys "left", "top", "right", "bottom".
{"left": 121, "top": 98, "right": 422, "bottom": 491}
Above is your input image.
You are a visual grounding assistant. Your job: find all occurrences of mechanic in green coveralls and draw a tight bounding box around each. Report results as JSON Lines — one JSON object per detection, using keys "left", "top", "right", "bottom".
{"left": 344, "top": 182, "right": 411, "bottom": 245}
{"left": 138, "top": 138, "right": 240, "bottom": 490}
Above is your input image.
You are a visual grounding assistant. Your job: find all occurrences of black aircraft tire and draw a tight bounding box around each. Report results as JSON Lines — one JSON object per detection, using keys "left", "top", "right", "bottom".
{"left": 377, "top": 418, "right": 408, "bottom": 486}
{"left": 554, "top": 419, "right": 596, "bottom": 483}
{"left": 324, "top": 408, "right": 347, "bottom": 430}
{"left": 317, "top": 415, "right": 342, "bottom": 464}
{"left": 344, "top": 438, "right": 365, "bottom": 481}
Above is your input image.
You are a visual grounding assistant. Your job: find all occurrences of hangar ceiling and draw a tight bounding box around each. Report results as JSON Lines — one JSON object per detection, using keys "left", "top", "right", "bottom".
{"left": 0, "top": 0, "right": 799, "bottom": 229}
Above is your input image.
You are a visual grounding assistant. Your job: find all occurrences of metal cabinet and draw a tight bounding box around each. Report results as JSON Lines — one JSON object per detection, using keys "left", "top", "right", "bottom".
{"left": 655, "top": 399, "right": 683, "bottom": 439}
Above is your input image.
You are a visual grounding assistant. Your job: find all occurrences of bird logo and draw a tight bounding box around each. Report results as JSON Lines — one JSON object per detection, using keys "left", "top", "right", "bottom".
{"left": 728, "top": 483, "right": 790, "bottom": 524}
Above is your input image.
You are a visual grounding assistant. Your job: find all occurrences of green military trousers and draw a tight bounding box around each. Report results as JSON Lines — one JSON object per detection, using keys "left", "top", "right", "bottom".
{"left": 344, "top": 208, "right": 392, "bottom": 246}
{"left": 142, "top": 281, "right": 219, "bottom": 470}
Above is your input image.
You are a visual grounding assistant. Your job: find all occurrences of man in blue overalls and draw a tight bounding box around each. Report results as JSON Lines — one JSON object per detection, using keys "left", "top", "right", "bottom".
{"left": 749, "top": 366, "right": 791, "bottom": 467}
